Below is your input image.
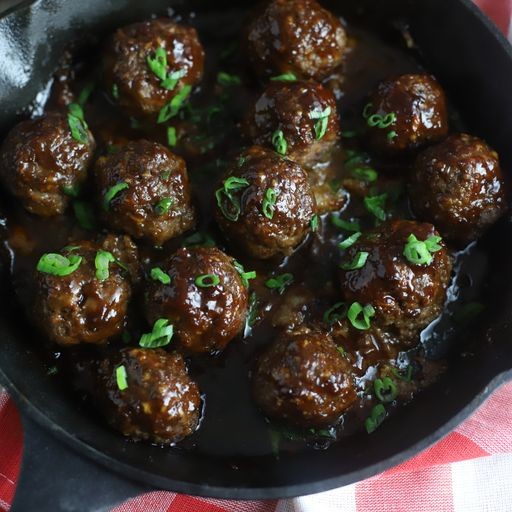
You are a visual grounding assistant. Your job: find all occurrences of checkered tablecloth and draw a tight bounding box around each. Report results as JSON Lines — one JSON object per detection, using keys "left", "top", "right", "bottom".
{"left": 1, "top": 0, "right": 512, "bottom": 511}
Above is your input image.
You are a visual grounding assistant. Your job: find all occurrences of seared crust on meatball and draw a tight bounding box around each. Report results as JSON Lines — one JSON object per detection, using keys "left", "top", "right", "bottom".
{"left": 252, "top": 329, "right": 356, "bottom": 427}
{"left": 243, "top": 80, "right": 340, "bottom": 167}
{"left": 0, "top": 111, "right": 95, "bottom": 216}
{"left": 34, "top": 234, "right": 139, "bottom": 346}
{"left": 95, "top": 348, "right": 201, "bottom": 444}
{"left": 365, "top": 74, "right": 448, "bottom": 155}
{"left": 245, "top": 0, "right": 347, "bottom": 80}
{"left": 409, "top": 134, "right": 508, "bottom": 243}
{"left": 103, "top": 18, "right": 204, "bottom": 118}
{"left": 339, "top": 220, "right": 452, "bottom": 342}
{"left": 94, "top": 140, "right": 196, "bottom": 246}
{"left": 144, "top": 247, "right": 248, "bottom": 355}
{"left": 214, "top": 146, "right": 317, "bottom": 259}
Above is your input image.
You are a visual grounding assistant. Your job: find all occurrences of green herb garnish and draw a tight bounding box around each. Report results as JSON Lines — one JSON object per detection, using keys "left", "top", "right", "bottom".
{"left": 347, "top": 302, "right": 375, "bottom": 330}
{"left": 195, "top": 274, "right": 220, "bottom": 288}
{"left": 403, "top": 234, "right": 442, "bottom": 265}
{"left": 262, "top": 188, "right": 278, "bottom": 219}
{"left": 150, "top": 267, "right": 171, "bottom": 285}
{"left": 155, "top": 197, "right": 173, "bottom": 215}
{"left": 365, "top": 404, "right": 386, "bottom": 434}
{"left": 340, "top": 251, "right": 369, "bottom": 270}
{"left": 158, "top": 85, "right": 192, "bottom": 123}
{"left": 103, "top": 182, "right": 129, "bottom": 210}
{"left": 95, "top": 250, "right": 115, "bottom": 281}
{"left": 338, "top": 232, "right": 362, "bottom": 250}
{"left": 374, "top": 377, "right": 398, "bottom": 402}
{"left": 215, "top": 176, "right": 250, "bottom": 222}
{"left": 270, "top": 72, "right": 297, "bottom": 82}
{"left": 364, "top": 193, "right": 387, "bottom": 221}
{"left": 309, "top": 106, "right": 332, "bottom": 140}
{"left": 139, "top": 318, "right": 174, "bottom": 348}
{"left": 323, "top": 302, "right": 346, "bottom": 325}
{"left": 37, "top": 253, "right": 82, "bottom": 277}
{"left": 265, "top": 273, "right": 293, "bottom": 294}
{"left": 116, "top": 365, "right": 128, "bottom": 391}
{"left": 272, "top": 130, "right": 287, "bottom": 156}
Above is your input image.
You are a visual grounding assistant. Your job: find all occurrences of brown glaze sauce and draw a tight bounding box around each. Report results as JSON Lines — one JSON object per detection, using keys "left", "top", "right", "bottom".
{"left": 0, "top": 7, "right": 489, "bottom": 457}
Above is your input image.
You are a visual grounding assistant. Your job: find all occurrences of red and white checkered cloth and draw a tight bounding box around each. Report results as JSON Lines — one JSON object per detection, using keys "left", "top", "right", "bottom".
{"left": 1, "top": 1, "right": 511, "bottom": 511}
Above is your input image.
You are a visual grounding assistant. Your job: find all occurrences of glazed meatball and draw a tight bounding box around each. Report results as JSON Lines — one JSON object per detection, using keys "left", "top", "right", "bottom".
{"left": 95, "top": 348, "right": 201, "bottom": 444}
{"left": 94, "top": 140, "right": 196, "bottom": 246}
{"left": 245, "top": 0, "right": 347, "bottom": 80}
{"left": 34, "top": 235, "right": 139, "bottom": 346}
{"left": 103, "top": 18, "right": 204, "bottom": 118}
{"left": 410, "top": 134, "right": 508, "bottom": 243}
{"left": 243, "top": 80, "right": 340, "bottom": 167}
{"left": 144, "top": 247, "right": 248, "bottom": 355}
{"left": 213, "top": 146, "right": 317, "bottom": 259}
{"left": 339, "top": 220, "right": 452, "bottom": 341}
{"left": 252, "top": 329, "right": 356, "bottom": 427}
{"left": 0, "top": 111, "right": 95, "bottom": 216}
{"left": 364, "top": 74, "right": 448, "bottom": 155}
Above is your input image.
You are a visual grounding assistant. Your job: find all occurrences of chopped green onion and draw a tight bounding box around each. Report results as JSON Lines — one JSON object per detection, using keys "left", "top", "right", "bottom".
{"left": 323, "top": 302, "right": 346, "bottom": 325}
{"left": 195, "top": 274, "right": 220, "bottom": 288}
{"left": 217, "top": 71, "right": 241, "bottom": 86}
{"left": 403, "top": 234, "right": 442, "bottom": 265}
{"left": 73, "top": 201, "right": 95, "bottom": 230}
{"left": 150, "top": 267, "right": 171, "bottom": 285}
{"left": 146, "top": 47, "right": 167, "bottom": 81}
{"left": 391, "top": 365, "right": 413, "bottom": 382}
{"left": 347, "top": 302, "right": 375, "bottom": 330}
{"left": 337, "top": 346, "right": 346, "bottom": 357}
{"left": 95, "top": 250, "right": 115, "bottom": 281}
{"left": 62, "top": 184, "right": 80, "bottom": 197}
{"left": 374, "top": 377, "right": 398, "bottom": 402}
{"left": 363, "top": 103, "right": 373, "bottom": 119}
{"left": 331, "top": 215, "right": 361, "bottom": 232}
{"left": 116, "top": 365, "right": 128, "bottom": 391}
{"left": 67, "top": 103, "right": 89, "bottom": 144}
{"left": 37, "top": 253, "right": 82, "bottom": 276}
{"left": 262, "top": 188, "right": 278, "bottom": 219}
{"left": 339, "top": 232, "right": 362, "bottom": 250}
{"left": 272, "top": 130, "right": 287, "bottom": 156}
{"left": 367, "top": 112, "right": 397, "bottom": 129}
{"left": 387, "top": 130, "right": 398, "bottom": 141}
{"left": 78, "top": 82, "right": 95, "bottom": 106}
{"left": 103, "top": 182, "right": 129, "bottom": 210}
{"left": 215, "top": 176, "right": 250, "bottom": 222}
{"left": 265, "top": 273, "right": 293, "bottom": 294}
{"left": 139, "top": 318, "right": 174, "bottom": 348}
{"left": 351, "top": 167, "right": 378, "bottom": 182}
{"left": 365, "top": 404, "right": 386, "bottom": 434}
{"left": 158, "top": 85, "right": 192, "bottom": 123}
{"left": 161, "top": 69, "right": 187, "bottom": 90}
{"left": 270, "top": 72, "right": 297, "bottom": 82}
{"left": 340, "top": 251, "right": 369, "bottom": 270}
{"left": 364, "top": 193, "right": 387, "bottom": 221}
{"left": 310, "top": 214, "right": 319, "bottom": 232}
{"left": 155, "top": 197, "right": 173, "bottom": 215}
{"left": 112, "top": 83, "right": 119, "bottom": 100}
{"left": 233, "top": 260, "right": 257, "bottom": 288}
{"left": 309, "top": 106, "right": 332, "bottom": 140}
{"left": 167, "top": 126, "right": 177, "bottom": 147}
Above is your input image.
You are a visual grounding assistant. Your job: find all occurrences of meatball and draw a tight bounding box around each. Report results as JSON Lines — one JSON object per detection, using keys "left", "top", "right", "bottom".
{"left": 103, "top": 18, "right": 204, "bottom": 118}
{"left": 338, "top": 220, "right": 452, "bottom": 341}
{"left": 252, "top": 329, "right": 356, "bottom": 427}
{"left": 0, "top": 110, "right": 95, "bottom": 216}
{"left": 243, "top": 81, "right": 340, "bottom": 167}
{"left": 33, "top": 234, "right": 139, "bottom": 346}
{"left": 213, "top": 146, "right": 317, "bottom": 259}
{"left": 409, "top": 134, "right": 508, "bottom": 243}
{"left": 95, "top": 348, "right": 201, "bottom": 444}
{"left": 364, "top": 74, "right": 448, "bottom": 154}
{"left": 245, "top": 0, "right": 346, "bottom": 81}
{"left": 144, "top": 247, "right": 248, "bottom": 355}
{"left": 94, "top": 140, "right": 196, "bottom": 246}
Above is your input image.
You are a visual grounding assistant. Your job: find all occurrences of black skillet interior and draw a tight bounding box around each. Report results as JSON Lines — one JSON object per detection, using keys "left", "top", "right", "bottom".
{"left": 1, "top": 0, "right": 512, "bottom": 508}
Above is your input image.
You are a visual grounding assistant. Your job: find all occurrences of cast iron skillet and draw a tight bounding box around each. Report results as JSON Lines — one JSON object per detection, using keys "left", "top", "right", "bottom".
{"left": 1, "top": 0, "right": 512, "bottom": 510}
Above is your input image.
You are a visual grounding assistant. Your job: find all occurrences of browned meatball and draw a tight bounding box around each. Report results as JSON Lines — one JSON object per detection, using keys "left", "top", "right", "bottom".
{"left": 0, "top": 110, "right": 95, "bottom": 216}
{"left": 95, "top": 348, "right": 201, "bottom": 444}
{"left": 245, "top": 0, "right": 347, "bottom": 80}
{"left": 364, "top": 74, "right": 448, "bottom": 155}
{"left": 243, "top": 81, "right": 340, "bottom": 167}
{"left": 410, "top": 134, "right": 508, "bottom": 243}
{"left": 339, "top": 220, "right": 452, "bottom": 342}
{"left": 94, "top": 140, "right": 196, "bottom": 246}
{"left": 144, "top": 247, "right": 248, "bottom": 355}
{"left": 213, "top": 146, "right": 317, "bottom": 259}
{"left": 33, "top": 234, "right": 139, "bottom": 346}
{"left": 103, "top": 18, "right": 204, "bottom": 118}
{"left": 252, "top": 329, "right": 356, "bottom": 427}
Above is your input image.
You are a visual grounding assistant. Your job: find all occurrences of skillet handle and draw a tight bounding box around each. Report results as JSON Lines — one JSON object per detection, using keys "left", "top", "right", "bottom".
{"left": 10, "top": 414, "right": 151, "bottom": 512}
